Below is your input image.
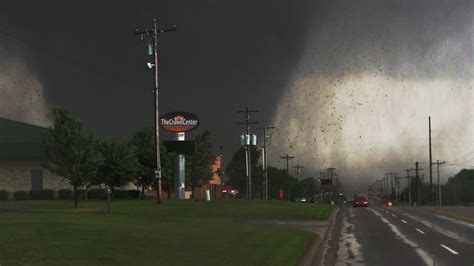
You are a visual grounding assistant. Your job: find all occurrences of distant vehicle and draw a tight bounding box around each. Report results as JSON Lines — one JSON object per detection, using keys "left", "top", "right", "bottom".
{"left": 353, "top": 195, "right": 368, "bottom": 207}
{"left": 300, "top": 197, "right": 307, "bottom": 202}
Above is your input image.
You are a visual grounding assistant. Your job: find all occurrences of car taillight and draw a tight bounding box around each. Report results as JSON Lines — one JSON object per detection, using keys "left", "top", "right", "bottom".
{"left": 364, "top": 201, "right": 368, "bottom": 204}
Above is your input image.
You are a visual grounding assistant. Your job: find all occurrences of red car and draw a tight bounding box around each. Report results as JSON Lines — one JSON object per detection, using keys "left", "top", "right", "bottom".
{"left": 353, "top": 196, "right": 368, "bottom": 207}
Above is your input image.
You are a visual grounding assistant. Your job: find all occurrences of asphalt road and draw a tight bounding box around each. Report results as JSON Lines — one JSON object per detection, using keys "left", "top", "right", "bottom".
{"left": 335, "top": 200, "right": 474, "bottom": 266}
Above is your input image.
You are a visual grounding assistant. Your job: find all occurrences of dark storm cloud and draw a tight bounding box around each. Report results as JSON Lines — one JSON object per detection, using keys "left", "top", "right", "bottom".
{"left": 0, "top": 0, "right": 313, "bottom": 156}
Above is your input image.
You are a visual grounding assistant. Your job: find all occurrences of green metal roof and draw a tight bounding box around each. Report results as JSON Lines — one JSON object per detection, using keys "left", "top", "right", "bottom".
{"left": 0, "top": 117, "right": 47, "bottom": 159}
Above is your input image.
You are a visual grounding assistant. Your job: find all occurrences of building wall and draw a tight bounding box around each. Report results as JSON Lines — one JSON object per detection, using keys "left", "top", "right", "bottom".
{"left": 0, "top": 159, "right": 71, "bottom": 196}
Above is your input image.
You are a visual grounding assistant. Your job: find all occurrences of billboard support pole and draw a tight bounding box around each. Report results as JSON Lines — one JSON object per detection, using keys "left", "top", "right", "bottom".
{"left": 174, "top": 132, "right": 186, "bottom": 199}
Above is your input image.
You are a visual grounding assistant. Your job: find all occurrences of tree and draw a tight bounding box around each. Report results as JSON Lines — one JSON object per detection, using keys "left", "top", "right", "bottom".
{"left": 98, "top": 139, "right": 140, "bottom": 213}
{"left": 226, "top": 146, "right": 262, "bottom": 198}
{"left": 42, "top": 108, "right": 103, "bottom": 208}
{"left": 298, "top": 177, "right": 318, "bottom": 200}
{"left": 443, "top": 169, "right": 474, "bottom": 205}
{"left": 186, "top": 130, "right": 214, "bottom": 199}
{"left": 267, "top": 166, "right": 295, "bottom": 200}
{"left": 129, "top": 126, "right": 174, "bottom": 199}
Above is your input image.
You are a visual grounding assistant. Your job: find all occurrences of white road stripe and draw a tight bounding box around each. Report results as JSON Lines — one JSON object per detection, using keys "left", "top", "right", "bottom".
{"left": 367, "top": 208, "right": 434, "bottom": 265}
{"left": 440, "top": 244, "right": 459, "bottom": 255}
{"left": 416, "top": 228, "right": 425, "bottom": 234}
{"left": 401, "top": 219, "right": 408, "bottom": 224}
{"left": 392, "top": 214, "right": 397, "bottom": 217}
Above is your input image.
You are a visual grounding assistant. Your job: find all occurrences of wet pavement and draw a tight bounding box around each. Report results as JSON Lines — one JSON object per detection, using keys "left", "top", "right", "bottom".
{"left": 334, "top": 201, "right": 474, "bottom": 266}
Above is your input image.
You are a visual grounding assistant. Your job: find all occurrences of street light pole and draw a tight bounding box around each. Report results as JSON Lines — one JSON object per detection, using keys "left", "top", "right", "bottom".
{"left": 135, "top": 19, "right": 176, "bottom": 204}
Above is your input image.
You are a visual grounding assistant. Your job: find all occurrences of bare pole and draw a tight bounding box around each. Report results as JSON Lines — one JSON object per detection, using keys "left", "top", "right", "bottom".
{"left": 236, "top": 106, "right": 259, "bottom": 199}
{"left": 135, "top": 19, "right": 176, "bottom": 204}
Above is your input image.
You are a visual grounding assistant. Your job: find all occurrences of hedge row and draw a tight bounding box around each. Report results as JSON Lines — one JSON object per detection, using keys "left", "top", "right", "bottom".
{"left": 1, "top": 189, "right": 141, "bottom": 200}
{"left": 0, "top": 190, "right": 8, "bottom": 201}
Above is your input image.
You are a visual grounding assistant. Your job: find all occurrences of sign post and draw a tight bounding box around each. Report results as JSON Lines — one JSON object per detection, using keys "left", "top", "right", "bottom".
{"left": 160, "top": 112, "right": 200, "bottom": 200}
{"left": 175, "top": 132, "right": 186, "bottom": 199}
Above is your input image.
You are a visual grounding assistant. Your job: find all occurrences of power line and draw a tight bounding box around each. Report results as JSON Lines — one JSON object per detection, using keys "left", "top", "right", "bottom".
{"left": 134, "top": 18, "right": 176, "bottom": 204}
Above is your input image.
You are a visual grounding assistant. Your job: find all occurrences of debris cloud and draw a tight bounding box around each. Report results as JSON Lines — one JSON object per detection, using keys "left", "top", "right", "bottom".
{"left": 270, "top": 1, "right": 474, "bottom": 191}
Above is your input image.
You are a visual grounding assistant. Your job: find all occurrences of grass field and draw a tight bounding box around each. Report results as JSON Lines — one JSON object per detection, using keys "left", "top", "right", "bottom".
{"left": 0, "top": 200, "right": 334, "bottom": 266}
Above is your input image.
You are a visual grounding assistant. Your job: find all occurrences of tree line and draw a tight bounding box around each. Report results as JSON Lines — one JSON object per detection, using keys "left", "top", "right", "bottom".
{"left": 42, "top": 108, "right": 214, "bottom": 211}
{"left": 396, "top": 169, "right": 474, "bottom": 205}
{"left": 225, "top": 146, "right": 319, "bottom": 201}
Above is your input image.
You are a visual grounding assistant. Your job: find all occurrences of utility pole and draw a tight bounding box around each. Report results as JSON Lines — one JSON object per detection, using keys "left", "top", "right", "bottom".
{"left": 280, "top": 154, "right": 295, "bottom": 175}
{"left": 294, "top": 164, "right": 304, "bottom": 200}
{"left": 386, "top": 172, "right": 396, "bottom": 199}
{"left": 135, "top": 19, "right": 176, "bottom": 204}
{"left": 429, "top": 116, "right": 433, "bottom": 205}
{"left": 405, "top": 169, "right": 416, "bottom": 205}
{"left": 327, "top": 168, "right": 337, "bottom": 203}
{"left": 415, "top": 162, "right": 424, "bottom": 206}
{"left": 433, "top": 160, "right": 445, "bottom": 206}
{"left": 236, "top": 105, "right": 259, "bottom": 199}
{"left": 256, "top": 124, "right": 275, "bottom": 200}
{"left": 294, "top": 164, "right": 304, "bottom": 181}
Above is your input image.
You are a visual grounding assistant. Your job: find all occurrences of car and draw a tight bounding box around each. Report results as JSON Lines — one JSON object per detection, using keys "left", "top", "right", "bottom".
{"left": 353, "top": 196, "right": 368, "bottom": 207}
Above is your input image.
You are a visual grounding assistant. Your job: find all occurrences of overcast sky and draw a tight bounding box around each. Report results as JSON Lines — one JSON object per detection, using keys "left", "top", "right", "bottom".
{"left": 1, "top": 0, "right": 472, "bottom": 191}
{"left": 0, "top": 0, "right": 310, "bottom": 148}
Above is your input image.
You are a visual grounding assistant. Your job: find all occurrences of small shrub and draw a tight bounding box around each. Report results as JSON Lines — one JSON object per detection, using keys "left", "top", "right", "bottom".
{"left": 112, "top": 190, "right": 140, "bottom": 199}
{"left": 29, "top": 189, "right": 54, "bottom": 200}
{"left": 87, "top": 188, "right": 107, "bottom": 199}
{"left": 113, "top": 190, "right": 130, "bottom": 199}
{"left": 14, "top": 191, "right": 28, "bottom": 200}
{"left": 0, "top": 190, "right": 9, "bottom": 201}
{"left": 58, "top": 189, "right": 73, "bottom": 199}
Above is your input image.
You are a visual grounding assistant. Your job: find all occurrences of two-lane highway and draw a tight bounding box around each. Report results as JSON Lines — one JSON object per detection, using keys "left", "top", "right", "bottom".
{"left": 335, "top": 201, "right": 474, "bottom": 265}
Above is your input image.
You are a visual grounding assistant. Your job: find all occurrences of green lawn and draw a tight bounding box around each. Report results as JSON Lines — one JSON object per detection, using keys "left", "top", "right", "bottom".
{"left": 0, "top": 200, "right": 334, "bottom": 266}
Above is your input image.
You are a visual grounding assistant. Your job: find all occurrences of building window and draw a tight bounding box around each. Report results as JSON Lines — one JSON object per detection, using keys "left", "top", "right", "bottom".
{"left": 31, "top": 169, "right": 43, "bottom": 190}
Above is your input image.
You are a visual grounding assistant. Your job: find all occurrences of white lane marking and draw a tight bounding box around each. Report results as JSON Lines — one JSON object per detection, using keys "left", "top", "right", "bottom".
{"left": 401, "top": 219, "right": 408, "bottom": 224}
{"left": 416, "top": 228, "right": 425, "bottom": 234}
{"left": 392, "top": 214, "right": 397, "bottom": 217}
{"left": 367, "top": 208, "right": 434, "bottom": 265}
{"left": 435, "top": 214, "right": 474, "bottom": 229}
{"left": 402, "top": 212, "right": 474, "bottom": 245}
{"left": 440, "top": 244, "right": 459, "bottom": 255}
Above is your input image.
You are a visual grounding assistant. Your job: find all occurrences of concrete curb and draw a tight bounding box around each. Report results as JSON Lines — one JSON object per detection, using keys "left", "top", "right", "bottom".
{"left": 298, "top": 207, "right": 340, "bottom": 266}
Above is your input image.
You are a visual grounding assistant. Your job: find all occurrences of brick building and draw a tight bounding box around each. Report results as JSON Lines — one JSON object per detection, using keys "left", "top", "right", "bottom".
{"left": 0, "top": 118, "right": 70, "bottom": 198}
{"left": 185, "top": 155, "right": 224, "bottom": 200}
